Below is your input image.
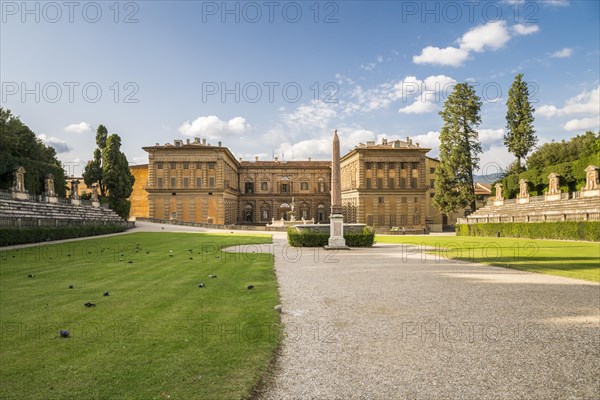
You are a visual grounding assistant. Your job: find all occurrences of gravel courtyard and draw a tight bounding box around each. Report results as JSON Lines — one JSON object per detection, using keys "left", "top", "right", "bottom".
{"left": 256, "top": 237, "right": 599, "bottom": 400}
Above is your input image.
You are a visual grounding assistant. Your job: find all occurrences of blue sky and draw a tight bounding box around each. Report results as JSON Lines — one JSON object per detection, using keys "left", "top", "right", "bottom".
{"left": 1, "top": 0, "right": 599, "bottom": 176}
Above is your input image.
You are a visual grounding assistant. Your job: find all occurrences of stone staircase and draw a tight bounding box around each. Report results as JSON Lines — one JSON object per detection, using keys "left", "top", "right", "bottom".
{"left": 462, "top": 195, "right": 600, "bottom": 224}
{"left": 0, "top": 198, "right": 124, "bottom": 227}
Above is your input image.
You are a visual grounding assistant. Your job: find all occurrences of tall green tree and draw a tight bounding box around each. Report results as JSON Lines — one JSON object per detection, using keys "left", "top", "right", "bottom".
{"left": 433, "top": 83, "right": 483, "bottom": 214}
{"left": 83, "top": 125, "right": 108, "bottom": 196}
{"left": 504, "top": 73, "right": 537, "bottom": 171}
{"left": 102, "top": 134, "right": 135, "bottom": 219}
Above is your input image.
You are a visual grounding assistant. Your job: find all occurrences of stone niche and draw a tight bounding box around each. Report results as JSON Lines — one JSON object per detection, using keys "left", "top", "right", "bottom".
{"left": 582, "top": 165, "right": 599, "bottom": 197}
{"left": 11, "top": 166, "right": 28, "bottom": 200}
{"left": 545, "top": 173, "right": 561, "bottom": 201}
{"left": 44, "top": 174, "right": 58, "bottom": 204}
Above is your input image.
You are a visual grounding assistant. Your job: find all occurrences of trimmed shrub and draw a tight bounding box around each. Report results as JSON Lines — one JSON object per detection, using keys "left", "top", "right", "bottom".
{"left": 456, "top": 221, "right": 600, "bottom": 242}
{"left": 0, "top": 224, "right": 127, "bottom": 246}
{"left": 287, "top": 227, "right": 375, "bottom": 247}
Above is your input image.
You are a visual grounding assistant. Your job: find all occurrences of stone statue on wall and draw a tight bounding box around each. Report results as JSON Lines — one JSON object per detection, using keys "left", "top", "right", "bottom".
{"left": 71, "top": 179, "right": 80, "bottom": 200}
{"left": 13, "top": 166, "right": 26, "bottom": 193}
{"left": 518, "top": 179, "right": 529, "bottom": 198}
{"left": 495, "top": 183, "right": 503, "bottom": 201}
{"left": 91, "top": 183, "right": 99, "bottom": 200}
{"left": 45, "top": 174, "right": 56, "bottom": 197}
{"left": 584, "top": 165, "right": 599, "bottom": 191}
{"left": 548, "top": 173, "right": 561, "bottom": 195}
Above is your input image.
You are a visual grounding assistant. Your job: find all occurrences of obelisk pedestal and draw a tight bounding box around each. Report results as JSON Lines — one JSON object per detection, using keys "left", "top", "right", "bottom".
{"left": 326, "top": 129, "right": 349, "bottom": 250}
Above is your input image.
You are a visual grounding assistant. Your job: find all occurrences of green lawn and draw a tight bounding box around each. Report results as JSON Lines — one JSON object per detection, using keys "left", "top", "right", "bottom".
{"left": 0, "top": 232, "right": 280, "bottom": 400}
{"left": 377, "top": 235, "right": 600, "bottom": 283}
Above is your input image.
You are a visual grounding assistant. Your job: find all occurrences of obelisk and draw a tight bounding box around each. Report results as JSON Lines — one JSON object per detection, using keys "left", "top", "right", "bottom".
{"left": 327, "top": 130, "right": 348, "bottom": 249}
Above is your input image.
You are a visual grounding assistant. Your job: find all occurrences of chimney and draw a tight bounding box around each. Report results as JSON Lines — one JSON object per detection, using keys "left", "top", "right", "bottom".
{"left": 218, "top": 141, "right": 222, "bottom": 147}
{"left": 202, "top": 139, "right": 207, "bottom": 145}
{"left": 382, "top": 138, "right": 388, "bottom": 145}
{"left": 186, "top": 138, "right": 190, "bottom": 145}
{"left": 194, "top": 137, "right": 200, "bottom": 144}
{"left": 255, "top": 156, "right": 259, "bottom": 162}
{"left": 416, "top": 142, "right": 420, "bottom": 147}
{"left": 155, "top": 143, "right": 160, "bottom": 146}
{"left": 406, "top": 136, "right": 410, "bottom": 144}
{"left": 239, "top": 157, "right": 242, "bottom": 162}
{"left": 274, "top": 157, "right": 279, "bottom": 162}
{"left": 308, "top": 157, "right": 312, "bottom": 162}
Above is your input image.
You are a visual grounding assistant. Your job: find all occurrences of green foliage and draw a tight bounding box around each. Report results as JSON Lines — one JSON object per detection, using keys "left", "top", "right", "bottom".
{"left": 504, "top": 73, "right": 537, "bottom": 169}
{"left": 0, "top": 224, "right": 126, "bottom": 246}
{"left": 456, "top": 221, "right": 600, "bottom": 242}
{"left": 434, "top": 83, "right": 482, "bottom": 213}
{"left": 287, "top": 227, "right": 375, "bottom": 247}
{"left": 102, "top": 134, "right": 135, "bottom": 219}
{"left": 526, "top": 131, "right": 599, "bottom": 171}
{"left": 0, "top": 108, "right": 66, "bottom": 197}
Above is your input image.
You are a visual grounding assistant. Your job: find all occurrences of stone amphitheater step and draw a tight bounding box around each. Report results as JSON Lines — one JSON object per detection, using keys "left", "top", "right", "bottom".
{"left": 0, "top": 198, "right": 124, "bottom": 223}
{"left": 469, "top": 196, "right": 600, "bottom": 219}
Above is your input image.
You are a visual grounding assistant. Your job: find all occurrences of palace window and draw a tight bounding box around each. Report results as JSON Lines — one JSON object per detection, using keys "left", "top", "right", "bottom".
{"left": 300, "top": 182, "right": 309, "bottom": 191}
{"left": 157, "top": 162, "right": 163, "bottom": 170}
{"left": 377, "top": 162, "right": 384, "bottom": 170}
{"left": 183, "top": 162, "right": 189, "bottom": 170}
{"left": 366, "top": 178, "right": 372, "bottom": 189}
{"left": 430, "top": 179, "right": 435, "bottom": 188}
{"left": 208, "top": 162, "right": 216, "bottom": 170}
{"left": 280, "top": 183, "right": 289, "bottom": 193}
{"left": 261, "top": 181, "right": 268, "bottom": 191}
{"left": 414, "top": 197, "right": 419, "bottom": 203}
{"left": 245, "top": 182, "right": 254, "bottom": 194}
{"left": 366, "top": 162, "right": 372, "bottom": 170}
{"left": 196, "top": 177, "right": 202, "bottom": 188}
{"left": 401, "top": 197, "right": 407, "bottom": 204}
{"left": 389, "top": 178, "right": 395, "bottom": 189}
{"left": 378, "top": 197, "right": 384, "bottom": 204}
{"left": 411, "top": 178, "right": 418, "bottom": 188}
{"left": 318, "top": 178, "right": 326, "bottom": 193}
{"left": 196, "top": 162, "right": 202, "bottom": 169}
{"left": 400, "top": 215, "right": 407, "bottom": 225}
{"left": 400, "top": 178, "right": 406, "bottom": 189}
{"left": 170, "top": 177, "right": 176, "bottom": 188}
{"left": 378, "top": 215, "right": 385, "bottom": 226}
{"left": 390, "top": 215, "right": 396, "bottom": 227}
{"left": 209, "top": 177, "right": 215, "bottom": 188}
{"left": 388, "top": 162, "right": 395, "bottom": 170}
{"left": 170, "top": 162, "right": 176, "bottom": 170}
{"left": 377, "top": 178, "right": 383, "bottom": 189}
{"left": 366, "top": 215, "right": 373, "bottom": 226}
{"left": 157, "top": 178, "right": 163, "bottom": 188}
{"left": 413, "top": 214, "right": 420, "bottom": 225}
{"left": 412, "top": 162, "right": 419, "bottom": 170}
{"left": 430, "top": 167, "right": 436, "bottom": 174}
{"left": 183, "top": 177, "right": 189, "bottom": 189}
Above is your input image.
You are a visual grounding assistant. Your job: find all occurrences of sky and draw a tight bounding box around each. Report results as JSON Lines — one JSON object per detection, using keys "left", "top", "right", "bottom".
{"left": 1, "top": 0, "right": 599, "bottom": 177}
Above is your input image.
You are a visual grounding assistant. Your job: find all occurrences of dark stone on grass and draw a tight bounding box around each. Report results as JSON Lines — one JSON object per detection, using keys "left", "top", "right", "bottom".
{"left": 146, "top": 251, "right": 150, "bottom": 254}
{"left": 128, "top": 260, "right": 133, "bottom": 264}
{"left": 103, "top": 291, "right": 109, "bottom": 296}
{"left": 28, "top": 274, "right": 35, "bottom": 278}
{"left": 209, "top": 274, "right": 217, "bottom": 278}
{"left": 84, "top": 302, "right": 96, "bottom": 307}
{"left": 198, "top": 283, "right": 205, "bottom": 288}
{"left": 189, "top": 257, "right": 193, "bottom": 260}
{"left": 247, "top": 285, "right": 254, "bottom": 290}
{"left": 59, "top": 330, "right": 70, "bottom": 338}
{"left": 69, "top": 285, "right": 74, "bottom": 289}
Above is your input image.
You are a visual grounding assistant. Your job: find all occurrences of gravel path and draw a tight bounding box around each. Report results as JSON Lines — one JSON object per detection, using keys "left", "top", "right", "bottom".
{"left": 257, "top": 238, "right": 600, "bottom": 400}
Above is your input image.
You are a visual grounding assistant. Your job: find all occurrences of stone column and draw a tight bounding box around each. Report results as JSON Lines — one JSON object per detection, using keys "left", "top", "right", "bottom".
{"left": 327, "top": 130, "right": 348, "bottom": 249}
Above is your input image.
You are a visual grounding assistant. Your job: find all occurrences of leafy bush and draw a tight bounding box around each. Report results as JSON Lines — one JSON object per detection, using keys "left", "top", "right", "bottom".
{"left": 456, "top": 221, "right": 600, "bottom": 242}
{"left": 0, "top": 224, "right": 127, "bottom": 246}
{"left": 287, "top": 227, "right": 375, "bottom": 247}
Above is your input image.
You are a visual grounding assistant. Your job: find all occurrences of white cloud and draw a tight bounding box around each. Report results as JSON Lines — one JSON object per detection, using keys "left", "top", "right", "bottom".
{"left": 536, "top": 86, "right": 599, "bottom": 118}
{"left": 478, "top": 128, "right": 505, "bottom": 146}
{"left": 178, "top": 116, "right": 250, "bottom": 139}
{"left": 413, "top": 46, "right": 470, "bottom": 67}
{"left": 563, "top": 117, "right": 599, "bottom": 132}
{"left": 64, "top": 122, "right": 91, "bottom": 134}
{"left": 414, "top": 20, "right": 537, "bottom": 67}
{"left": 543, "top": 0, "right": 569, "bottom": 6}
{"left": 412, "top": 131, "right": 441, "bottom": 150}
{"left": 284, "top": 101, "right": 337, "bottom": 130}
{"left": 38, "top": 134, "right": 72, "bottom": 153}
{"left": 550, "top": 48, "right": 573, "bottom": 58}
{"left": 512, "top": 24, "right": 540, "bottom": 36}
{"left": 399, "top": 100, "right": 438, "bottom": 114}
{"left": 460, "top": 21, "right": 511, "bottom": 52}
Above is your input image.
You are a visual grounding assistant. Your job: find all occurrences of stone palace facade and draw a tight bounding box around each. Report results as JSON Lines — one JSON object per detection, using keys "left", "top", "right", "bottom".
{"left": 129, "top": 137, "right": 464, "bottom": 231}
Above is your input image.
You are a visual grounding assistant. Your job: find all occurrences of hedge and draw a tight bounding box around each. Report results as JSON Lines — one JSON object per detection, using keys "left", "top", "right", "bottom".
{"left": 0, "top": 224, "right": 127, "bottom": 246}
{"left": 456, "top": 221, "right": 600, "bottom": 242}
{"left": 287, "top": 227, "right": 375, "bottom": 247}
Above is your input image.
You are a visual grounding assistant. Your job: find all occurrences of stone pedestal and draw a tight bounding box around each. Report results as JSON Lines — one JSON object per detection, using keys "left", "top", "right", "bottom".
{"left": 325, "top": 214, "right": 349, "bottom": 250}
{"left": 545, "top": 194, "right": 561, "bottom": 201}
{"left": 493, "top": 200, "right": 504, "bottom": 206}
{"left": 71, "top": 198, "right": 81, "bottom": 206}
{"left": 582, "top": 189, "right": 600, "bottom": 197}
{"left": 92, "top": 200, "right": 100, "bottom": 208}
{"left": 517, "top": 197, "right": 529, "bottom": 204}
{"left": 11, "top": 191, "right": 28, "bottom": 200}
{"left": 45, "top": 195, "right": 58, "bottom": 204}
